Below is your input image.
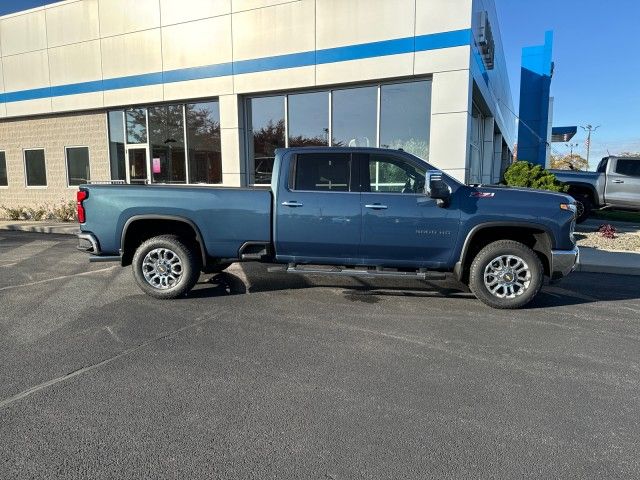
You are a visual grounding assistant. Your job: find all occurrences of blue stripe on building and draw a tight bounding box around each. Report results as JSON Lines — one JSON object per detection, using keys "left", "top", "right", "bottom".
{"left": 0, "top": 29, "right": 472, "bottom": 104}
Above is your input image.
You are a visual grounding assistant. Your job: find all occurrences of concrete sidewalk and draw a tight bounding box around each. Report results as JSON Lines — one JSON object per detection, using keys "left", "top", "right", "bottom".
{"left": 1, "top": 220, "right": 639, "bottom": 276}
{"left": 0, "top": 221, "right": 79, "bottom": 235}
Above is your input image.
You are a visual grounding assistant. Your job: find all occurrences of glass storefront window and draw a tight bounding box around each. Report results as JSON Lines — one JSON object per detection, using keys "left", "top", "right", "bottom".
{"left": 288, "top": 92, "right": 329, "bottom": 147}
{"left": 380, "top": 81, "right": 431, "bottom": 159}
{"left": 148, "top": 105, "right": 186, "bottom": 184}
{"left": 331, "top": 86, "right": 377, "bottom": 148}
{"left": 248, "top": 96, "right": 285, "bottom": 184}
{"left": 66, "top": 147, "right": 90, "bottom": 186}
{"left": 24, "top": 149, "right": 47, "bottom": 187}
{"left": 186, "top": 102, "right": 222, "bottom": 184}
{"left": 108, "top": 111, "right": 126, "bottom": 181}
{"left": 126, "top": 108, "right": 147, "bottom": 144}
{"left": 0, "top": 152, "right": 7, "bottom": 186}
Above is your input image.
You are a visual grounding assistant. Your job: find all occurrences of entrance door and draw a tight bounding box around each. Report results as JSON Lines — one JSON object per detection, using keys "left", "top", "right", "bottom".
{"left": 358, "top": 152, "right": 461, "bottom": 268}
{"left": 126, "top": 146, "right": 149, "bottom": 184}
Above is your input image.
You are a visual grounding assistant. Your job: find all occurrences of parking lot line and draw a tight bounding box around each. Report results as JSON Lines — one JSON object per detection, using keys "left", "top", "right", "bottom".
{"left": 0, "top": 265, "right": 118, "bottom": 292}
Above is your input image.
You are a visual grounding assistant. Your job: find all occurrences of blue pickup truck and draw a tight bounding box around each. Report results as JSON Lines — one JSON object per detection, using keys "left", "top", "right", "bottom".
{"left": 77, "top": 147, "right": 578, "bottom": 309}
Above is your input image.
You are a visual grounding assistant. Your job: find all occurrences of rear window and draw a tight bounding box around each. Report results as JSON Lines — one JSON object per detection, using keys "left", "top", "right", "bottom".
{"left": 615, "top": 159, "right": 640, "bottom": 177}
{"left": 293, "top": 153, "right": 352, "bottom": 191}
{"left": 596, "top": 158, "right": 608, "bottom": 173}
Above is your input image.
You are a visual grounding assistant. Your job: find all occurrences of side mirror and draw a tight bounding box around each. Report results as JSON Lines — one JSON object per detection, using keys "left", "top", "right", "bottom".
{"left": 425, "top": 170, "right": 451, "bottom": 205}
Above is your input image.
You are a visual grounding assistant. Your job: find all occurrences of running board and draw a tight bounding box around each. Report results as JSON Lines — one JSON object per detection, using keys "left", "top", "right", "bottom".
{"left": 268, "top": 264, "right": 446, "bottom": 280}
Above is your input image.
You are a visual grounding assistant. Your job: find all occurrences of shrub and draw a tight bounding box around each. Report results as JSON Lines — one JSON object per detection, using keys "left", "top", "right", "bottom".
{"left": 1, "top": 200, "right": 76, "bottom": 222}
{"left": 503, "top": 161, "right": 566, "bottom": 192}
{"left": 51, "top": 200, "right": 77, "bottom": 222}
{"left": 1, "top": 206, "right": 28, "bottom": 221}
{"left": 598, "top": 224, "right": 617, "bottom": 239}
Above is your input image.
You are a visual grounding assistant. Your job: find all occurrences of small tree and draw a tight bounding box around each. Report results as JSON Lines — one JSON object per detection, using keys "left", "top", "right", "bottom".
{"left": 550, "top": 153, "right": 588, "bottom": 171}
{"left": 503, "top": 161, "right": 566, "bottom": 192}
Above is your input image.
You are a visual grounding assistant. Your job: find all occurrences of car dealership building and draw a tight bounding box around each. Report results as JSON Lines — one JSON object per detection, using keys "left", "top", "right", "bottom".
{"left": 0, "top": 0, "right": 515, "bottom": 209}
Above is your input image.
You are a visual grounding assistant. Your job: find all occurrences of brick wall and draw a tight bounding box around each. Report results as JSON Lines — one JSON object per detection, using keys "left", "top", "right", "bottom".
{"left": 0, "top": 111, "right": 109, "bottom": 211}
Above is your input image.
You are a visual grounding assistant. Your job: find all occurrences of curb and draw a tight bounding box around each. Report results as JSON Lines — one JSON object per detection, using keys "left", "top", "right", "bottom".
{"left": 575, "top": 247, "right": 640, "bottom": 276}
{"left": 0, "top": 223, "right": 79, "bottom": 236}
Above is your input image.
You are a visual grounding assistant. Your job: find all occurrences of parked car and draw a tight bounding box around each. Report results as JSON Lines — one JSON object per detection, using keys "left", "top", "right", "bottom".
{"left": 77, "top": 147, "right": 578, "bottom": 309}
{"left": 551, "top": 156, "right": 640, "bottom": 222}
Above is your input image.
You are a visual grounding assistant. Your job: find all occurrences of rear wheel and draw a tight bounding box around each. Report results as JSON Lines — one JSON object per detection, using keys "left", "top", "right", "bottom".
{"left": 468, "top": 240, "right": 544, "bottom": 309}
{"left": 132, "top": 235, "right": 200, "bottom": 299}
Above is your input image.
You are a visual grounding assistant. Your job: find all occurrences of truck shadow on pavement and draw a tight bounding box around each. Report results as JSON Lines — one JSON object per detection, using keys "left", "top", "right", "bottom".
{"left": 186, "top": 266, "right": 637, "bottom": 309}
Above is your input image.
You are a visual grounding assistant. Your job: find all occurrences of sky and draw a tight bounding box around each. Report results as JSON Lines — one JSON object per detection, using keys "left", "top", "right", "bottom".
{"left": 495, "top": 0, "right": 640, "bottom": 168}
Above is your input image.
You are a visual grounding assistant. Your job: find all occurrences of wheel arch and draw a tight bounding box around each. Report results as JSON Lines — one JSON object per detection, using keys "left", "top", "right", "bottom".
{"left": 454, "top": 222, "right": 553, "bottom": 283}
{"left": 120, "top": 215, "right": 208, "bottom": 267}
{"left": 564, "top": 182, "right": 598, "bottom": 205}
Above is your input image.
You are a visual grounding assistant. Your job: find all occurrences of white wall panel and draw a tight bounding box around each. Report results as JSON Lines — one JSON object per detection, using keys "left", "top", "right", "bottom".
{"left": 52, "top": 91, "right": 104, "bottom": 112}
{"left": 233, "top": 66, "right": 315, "bottom": 95}
{"left": 49, "top": 40, "right": 102, "bottom": 85}
{"left": 316, "top": 54, "right": 413, "bottom": 87}
{"left": 415, "top": 0, "right": 472, "bottom": 36}
{"left": 3, "top": 50, "right": 50, "bottom": 91}
{"left": 162, "top": 16, "right": 232, "bottom": 70}
{"left": 316, "top": 0, "right": 414, "bottom": 49}
{"left": 46, "top": 0, "right": 100, "bottom": 48}
{"left": 0, "top": 11, "right": 47, "bottom": 56}
{"left": 160, "top": 0, "right": 231, "bottom": 25}
{"left": 98, "top": 0, "right": 160, "bottom": 37}
{"left": 164, "top": 77, "right": 233, "bottom": 101}
{"left": 429, "top": 111, "right": 470, "bottom": 175}
{"left": 430, "top": 69, "right": 471, "bottom": 115}
{"left": 101, "top": 29, "right": 162, "bottom": 78}
{"left": 0, "top": 60, "right": 5, "bottom": 117}
{"left": 232, "top": 0, "right": 297, "bottom": 12}
{"left": 414, "top": 45, "right": 471, "bottom": 75}
{"left": 232, "top": 0, "right": 314, "bottom": 60}
{"left": 103, "top": 84, "right": 164, "bottom": 107}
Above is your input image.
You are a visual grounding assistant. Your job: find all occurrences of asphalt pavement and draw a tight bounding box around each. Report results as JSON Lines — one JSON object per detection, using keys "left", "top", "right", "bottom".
{"left": 0, "top": 231, "right": 639, "bottom": 479}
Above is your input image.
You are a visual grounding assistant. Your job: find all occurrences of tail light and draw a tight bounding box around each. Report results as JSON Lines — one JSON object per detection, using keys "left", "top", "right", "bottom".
{"left": 77, "top": 189, "right": 88, "bottom": 223}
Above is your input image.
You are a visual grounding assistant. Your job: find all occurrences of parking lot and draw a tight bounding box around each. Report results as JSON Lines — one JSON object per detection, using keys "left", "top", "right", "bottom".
{"left": 1, "top": 231, "right": 639, "bottom": 479}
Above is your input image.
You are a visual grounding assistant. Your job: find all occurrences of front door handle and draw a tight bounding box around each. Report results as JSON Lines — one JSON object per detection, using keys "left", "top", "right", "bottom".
{"left": 365, "top": 204, "right": 388, "bottom": 210}
{"left": 612, "top": 180, "right": 625, "bottom": 184}
{"left": 282, "top": 201, "right": 304, "bottom": 207}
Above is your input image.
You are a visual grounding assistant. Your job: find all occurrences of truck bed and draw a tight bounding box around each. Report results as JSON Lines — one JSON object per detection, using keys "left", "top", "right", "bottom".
{"left": 81, "top": 184, "right": 272, "bottom": 258}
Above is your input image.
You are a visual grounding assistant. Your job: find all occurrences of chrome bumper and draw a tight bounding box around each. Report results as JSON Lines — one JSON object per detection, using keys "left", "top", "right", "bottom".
{"left": 550, "top": 247, "right": 579, "bottom": 280}
{"left": 77, "top": 232, "right": 100, "bottom": 254}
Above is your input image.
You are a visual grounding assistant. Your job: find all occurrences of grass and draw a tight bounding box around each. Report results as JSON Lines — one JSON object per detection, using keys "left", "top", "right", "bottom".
{"left": 592, "top": 210, "right": 640, "bottom": 224}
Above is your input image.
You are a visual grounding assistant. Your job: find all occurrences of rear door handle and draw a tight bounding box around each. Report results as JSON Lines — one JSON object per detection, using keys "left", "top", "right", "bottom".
{"left": 365, "top": 204, "right": 388, "bottom": 210}
{"left": 282, "top": 201, "right": 304, "bottom": 207}
{"left": 612, "top": 180, "right": 625, "bottom": 184}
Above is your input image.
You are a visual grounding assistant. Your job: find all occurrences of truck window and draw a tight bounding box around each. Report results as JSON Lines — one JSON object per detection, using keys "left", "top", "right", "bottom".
{"left": 293, "top": 153, "right": 352, "bottom": 191}
{"left": 615, "top": 159, "right": 640, "bottom": 177}
{"left": 596, "top": 158, "right": 608, "bottom": 173}
{"left": 365, "top": 154, "right": 426, "bottom": 194}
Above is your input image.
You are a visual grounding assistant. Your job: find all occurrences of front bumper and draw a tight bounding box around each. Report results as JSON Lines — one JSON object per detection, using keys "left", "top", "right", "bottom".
{"left": 550, "top": 246, "right": 579, "bottom": 280}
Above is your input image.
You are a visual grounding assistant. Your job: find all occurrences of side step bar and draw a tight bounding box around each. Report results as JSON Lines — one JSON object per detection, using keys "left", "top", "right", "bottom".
{"left": 268, "top": 264, "right": 446, "bottom": 280}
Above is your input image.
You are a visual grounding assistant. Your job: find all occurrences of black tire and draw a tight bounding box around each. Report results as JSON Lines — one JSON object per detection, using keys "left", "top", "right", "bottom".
{"left": 132, "top": 235, "right": 201, "bottom": 299}
{"left": 573, "top": 194, "right": 593, "bottom": 224}
{"left": 468, "top": 240, "right": 544, "bottom": 309}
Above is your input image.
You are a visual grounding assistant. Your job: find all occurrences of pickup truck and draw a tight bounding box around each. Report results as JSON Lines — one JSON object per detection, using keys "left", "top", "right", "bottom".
{"left": 551, "top": 156, "right": 640, "bottom": 222}
{"left": 77, "top": 147, "right": 579, "bottom": 309}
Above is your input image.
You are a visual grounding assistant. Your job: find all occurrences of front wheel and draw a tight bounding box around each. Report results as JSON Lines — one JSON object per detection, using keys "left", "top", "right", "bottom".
{"left": 468, "top": 240, "right": 544, "bottom": 309}
{"left": 132, "top": 235, "right": 201, "bottom": 299}
{"left": 573, "top": 194, "right": 593, "bottom": 224}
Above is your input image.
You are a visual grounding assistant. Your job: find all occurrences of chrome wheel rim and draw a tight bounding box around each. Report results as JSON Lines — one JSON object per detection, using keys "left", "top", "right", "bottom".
{"left": 483, "top": 255, "right": 531, "bottom": 299}
{"left": 142, "top": 248, "right": 183, "bottom": 290}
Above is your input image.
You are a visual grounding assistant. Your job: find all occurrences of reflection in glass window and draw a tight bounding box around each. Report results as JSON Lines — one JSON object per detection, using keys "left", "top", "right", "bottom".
{"left": 288, "top": 92, "right": 329, "bottom": 147}
{"left": 615, "top": 159, "right": 640, "bottom": 177}
{"left": 108, "top": 111, "right": 126, "bottom": 181}
{"left": 380, "top": 81, "right": 431, "bottom": 159}
{"left": 294, "top": 153, "right": 351, "bottom": 191}
{"left": 126, "top": 108, "right": 147, "bottom": 144}
{"left": 187, "top": 102, "right": 222, "bottom": 184}
{"left": 248, "top": 96, "right": 285, "bottom": 184}
{"left": 24, "top": 149, "right": 47, "bottom": 187}
{"left": 148, "top": 105, "right": 186, "bottom": 184}
{"left": 331, "top": 86, "right": 377, "bottom": 148}
{"left": 367, "top": 154, "right": 426, "bottom": 193}
{"left": 66, "top": 147, "right": 90, "bottom": 186}
{"left": 0, "top": 152, "right": 7, "bottom": 186}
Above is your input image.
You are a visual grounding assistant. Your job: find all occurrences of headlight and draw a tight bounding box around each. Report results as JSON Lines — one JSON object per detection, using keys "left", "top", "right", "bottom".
{"left": 560, "top": 203, "right": 577, "bottom": 214}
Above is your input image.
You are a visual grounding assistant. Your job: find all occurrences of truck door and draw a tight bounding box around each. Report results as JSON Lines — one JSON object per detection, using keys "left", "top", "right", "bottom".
{"left": 275, "top": 152, "right": 362, "bottom": 263}
{"left": 605, "top": 158, "right": 640, "bottom": 207}
{"left": 358, "top": 152, "right": 460, "bottom": 268}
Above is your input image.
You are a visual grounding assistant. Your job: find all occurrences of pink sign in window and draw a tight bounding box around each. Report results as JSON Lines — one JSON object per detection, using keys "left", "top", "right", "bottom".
{"left": 152, "top": 157, "right": 161, "bottom": 174}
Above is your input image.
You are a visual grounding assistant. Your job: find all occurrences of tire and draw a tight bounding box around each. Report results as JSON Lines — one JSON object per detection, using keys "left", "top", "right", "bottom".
{"left": 468, "top": 240, "right": 544, "bottom": 309}
{"left": 132, "top": 235, "right": 201, "bottom": 299}
{"left": 573, "top": 194, "right": 593, "bottom": 224}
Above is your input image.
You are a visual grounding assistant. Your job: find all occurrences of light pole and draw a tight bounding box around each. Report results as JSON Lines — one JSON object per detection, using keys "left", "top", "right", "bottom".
{"left": 580, "top": 124, "right": 600, "bottom": 165}
{"left": 565, "top": 142, "right": 579, "bottom": 157}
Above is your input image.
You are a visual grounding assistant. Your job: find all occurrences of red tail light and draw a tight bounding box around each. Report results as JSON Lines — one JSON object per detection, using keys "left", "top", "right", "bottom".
{"left": 77, "top": 190, "right": 88, "bottom": 223}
